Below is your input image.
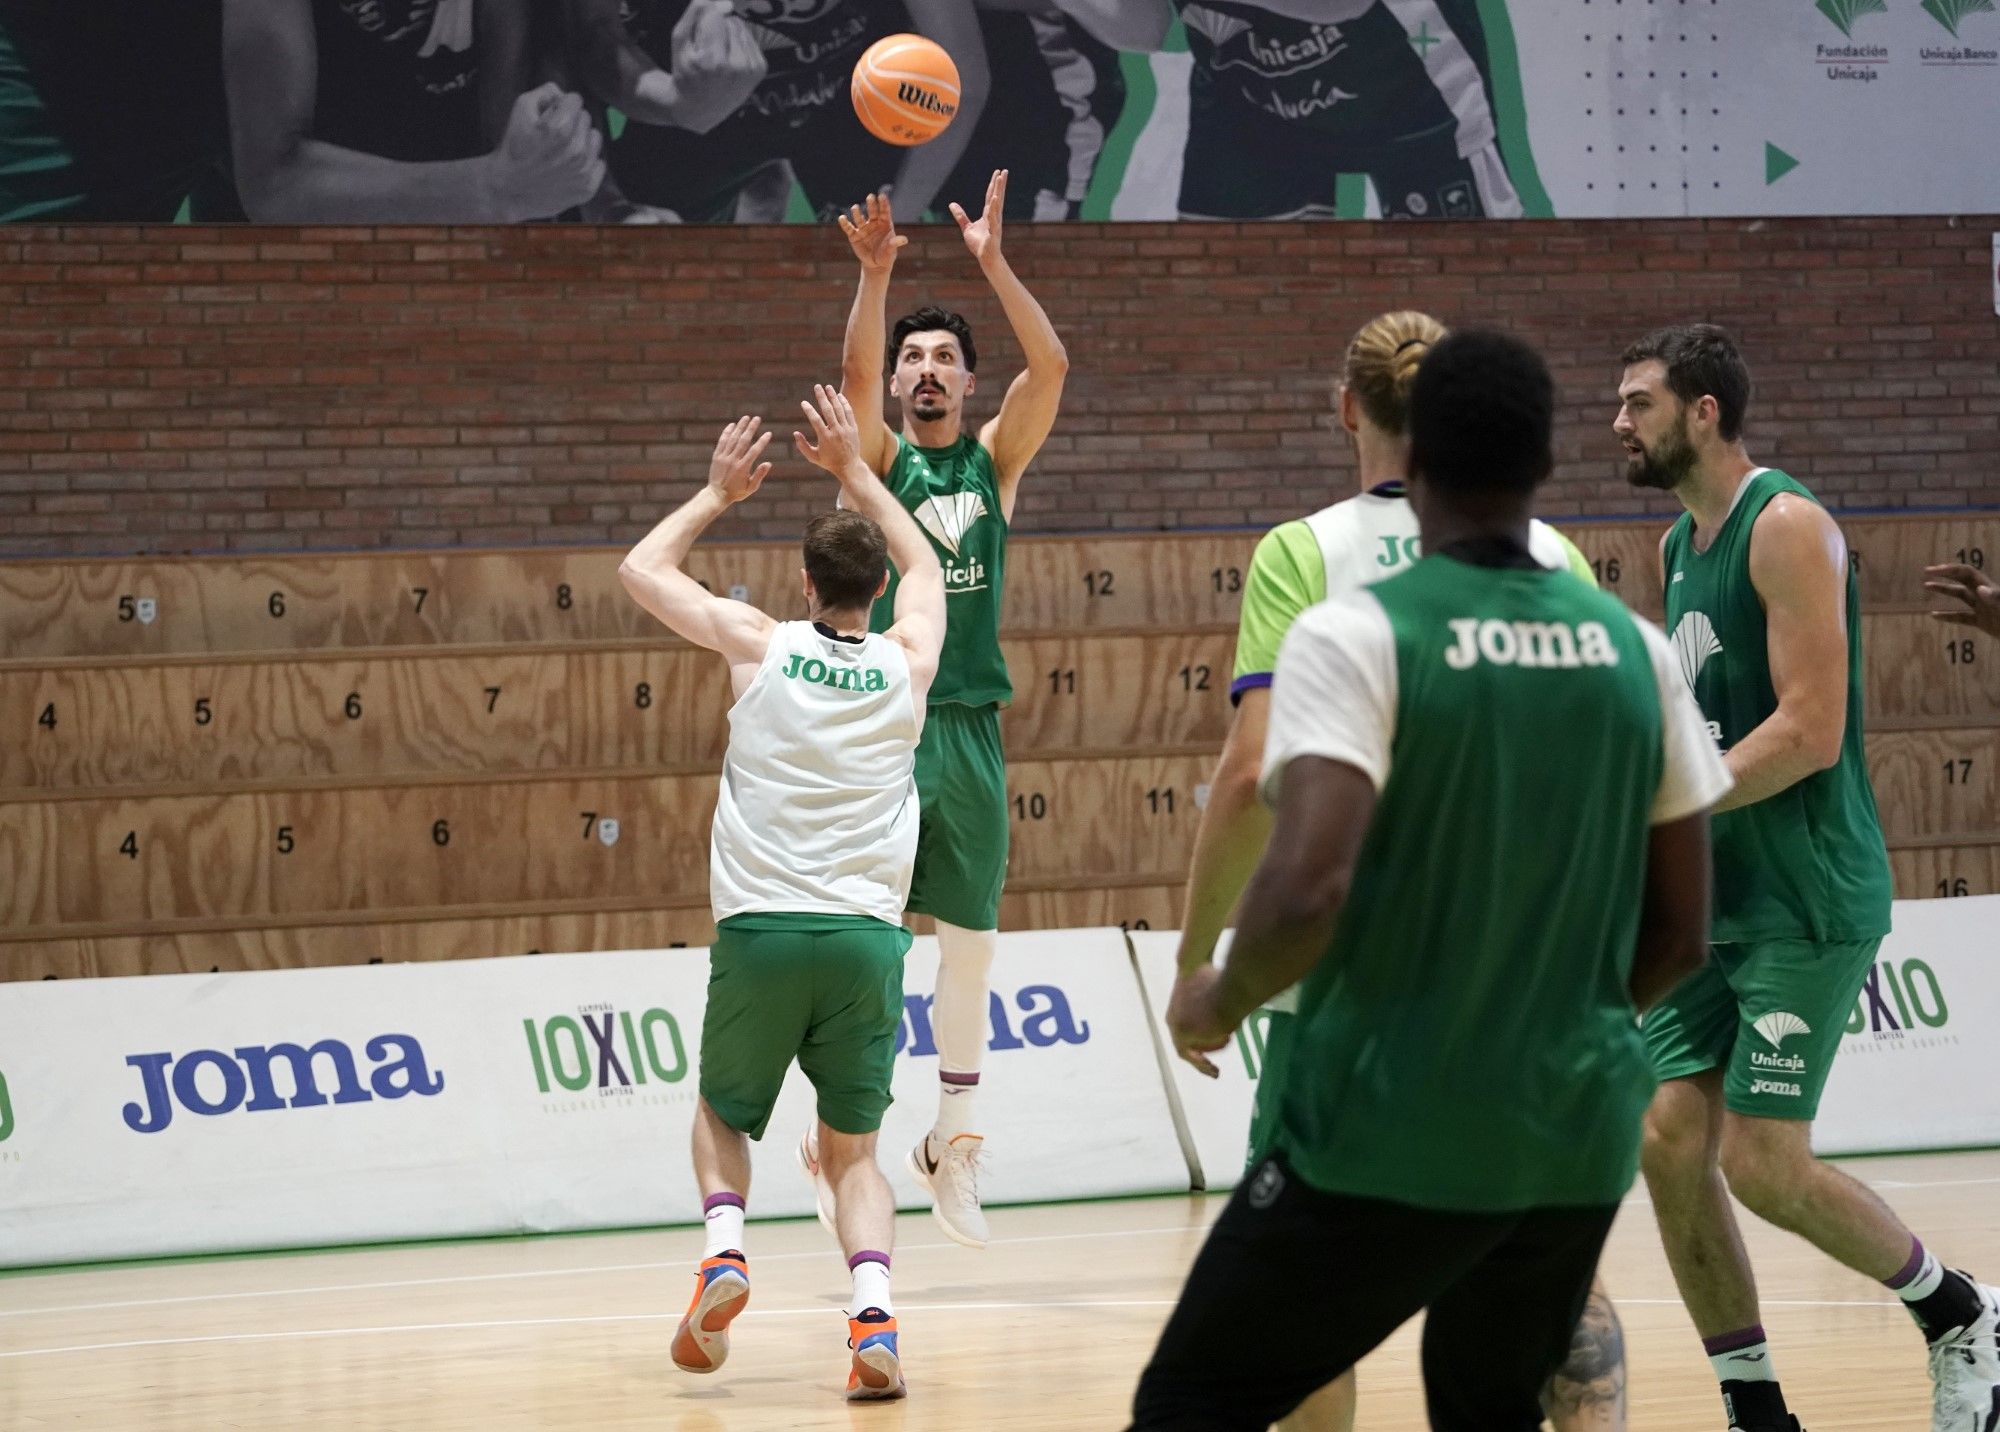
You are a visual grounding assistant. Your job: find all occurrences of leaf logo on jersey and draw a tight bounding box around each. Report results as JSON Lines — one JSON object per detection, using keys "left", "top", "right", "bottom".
{"left": 917, "top": 491, "right": 986, "bottom": 558}
{"left": 1753, "top": 1011, "right": 1812, "bottom": 1049}
{"left": 1816, "top": 0, "right": 1886, "bottom": 36}
{"left": 1670, "top": 611, "right": 1724, "bottom": 694}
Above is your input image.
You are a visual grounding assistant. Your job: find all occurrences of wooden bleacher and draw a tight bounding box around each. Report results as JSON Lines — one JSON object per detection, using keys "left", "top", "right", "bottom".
{"left": 1, "top": 514, "right": 1992, "bottom": 981}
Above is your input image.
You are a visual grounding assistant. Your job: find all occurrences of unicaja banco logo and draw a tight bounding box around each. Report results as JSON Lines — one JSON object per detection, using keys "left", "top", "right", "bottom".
{"left": 524, "top": 1005, "right": 690, "bottom": 1096}
{"left": 1670, "top": 611, "right": 1723, "bottom": 693}
{"left": 1923, "top": 0, "right": 1996, "bottom": 36}
{"left": 1752, "top": 1011, "right": 1811, "bottom": 1049}
{"left": 122, "top": 1034, "right": 445, "bottom": 1134}
{"left": 916, "top": 491, "right": 986, "bottom": 557}
{"left": 1817, "top": 0, "right": 1887, "bottom": 35}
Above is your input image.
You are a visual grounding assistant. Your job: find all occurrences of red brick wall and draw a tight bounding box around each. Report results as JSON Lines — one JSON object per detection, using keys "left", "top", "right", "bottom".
{"left": 2, "top": 217, "right": 1994, "bottom": 556}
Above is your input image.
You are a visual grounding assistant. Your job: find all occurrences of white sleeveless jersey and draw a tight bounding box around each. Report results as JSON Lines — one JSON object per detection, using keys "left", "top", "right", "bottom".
{"left": 710, "top": 622, "right": 921, "bottom": 926}
{"left": 1302, "top": 491, "right": 1577, "bottom": 597}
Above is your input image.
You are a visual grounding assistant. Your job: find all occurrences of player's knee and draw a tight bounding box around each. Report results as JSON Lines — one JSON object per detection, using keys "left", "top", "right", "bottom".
{"left": 1717, "top": 1125, "right": 1808, "bottom": 1223}
{"left": 1639, "top": 1092, "right": 1711, "bottom": 1185}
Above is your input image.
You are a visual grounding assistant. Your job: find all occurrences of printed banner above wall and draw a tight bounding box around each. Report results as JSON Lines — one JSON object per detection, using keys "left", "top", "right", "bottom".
{"left": 0, "top": 1, "right": 1993, "bottom": 226}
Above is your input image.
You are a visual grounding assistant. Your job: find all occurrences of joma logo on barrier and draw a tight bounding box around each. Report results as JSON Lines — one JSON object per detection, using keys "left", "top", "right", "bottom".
{"left": 894, "top": 986, "right": 1089, "bottom": 1058}
{"left": 525, "top": 1006, "right": 690, "bottom": 1094}
{"left": 1845, "top": 959, "right": 1950, "bottom": 1036}
{"left": 123, "top": 1035, "right": 444, "bottom": 1134}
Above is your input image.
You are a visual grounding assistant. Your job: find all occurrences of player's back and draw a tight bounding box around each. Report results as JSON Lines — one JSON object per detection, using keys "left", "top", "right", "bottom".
{"left": 1273, "top": 554, "right": 1675, "bottom": 1213}
{"left": 711, "top": 621, "right": 921, "bottom": 926}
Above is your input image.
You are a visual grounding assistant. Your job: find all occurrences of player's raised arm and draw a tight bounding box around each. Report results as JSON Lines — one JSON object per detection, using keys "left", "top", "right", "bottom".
{"left": 836, "top": 193, "right": 905, "bottom": 475}
{"left": 959, "top": 170, "right": 1070, "bottom": 520}
{"left": 795, "top": 386, "right": 945, "bottom": 693}
{"left": 618, "top": 416, "right": 779, "bottom": 681}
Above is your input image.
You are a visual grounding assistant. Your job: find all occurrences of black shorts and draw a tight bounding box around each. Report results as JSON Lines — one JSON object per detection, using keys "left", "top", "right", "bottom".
{"left": 1128, "top": 1156, "right": 1619, "bottom": 1432}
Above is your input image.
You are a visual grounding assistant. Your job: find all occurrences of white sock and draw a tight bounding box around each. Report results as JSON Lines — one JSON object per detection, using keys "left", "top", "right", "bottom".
{"left": 702, "top": 1195, "right": 745, "bottom": 1258}
{"left": 850, "top": 1253, "right": 893, "bottom": 1316}
{"left": 932, "top": 922, "right": 995, "bottom": 1140}
{"left": 1705, "top": 1328, "right": 1777, "bottom": 1384}
{"left": 1889, "top": 1239, "right": 1947, "bottom": 1303}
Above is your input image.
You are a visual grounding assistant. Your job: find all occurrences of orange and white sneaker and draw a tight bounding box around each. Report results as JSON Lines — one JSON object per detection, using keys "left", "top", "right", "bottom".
{"left": 795, "top": 1128, "right": 838, "bottom": 1238}
{"left": 845, "top": 1308, "right": 906, "bottom": 1401}
{"left": 670, "top": 1252, "right": 749, "bottom": 1374}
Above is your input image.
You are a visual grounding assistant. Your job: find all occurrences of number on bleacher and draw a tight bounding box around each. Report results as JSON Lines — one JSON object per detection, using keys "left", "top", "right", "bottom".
{"left": 1957, "top": 547, "right": 1986, "bottom": 569}
{"left": 411, "top": 586, "right": 430, "bottom": 613}
{"left": 344, "top": 692, "right": 363, "bottom": 720}
{"left": 268, "top": 591, "right": 286, "bottom": 618}
{"left": 1083, "top": 570, "right": 1115, "bottom": 597}
{"left": 1178, "top": 665, "right": 1211, "bottom": 692}
{"left": 1120, "top": 918, "right": 1152, "bottom": 932}
{"left": 37, "top": 703, "right": 55, "bottom": 730}
{"left": 1591, "top": 558, "right": 1622, "bottom": 586}
{"left": 194, "top": 697, "right": 213, "bottom": 726}
{"left": 118, "top": 595, "right": 137, "bottom": 622}
{"left": 1048, "top": 668, "right": 1075, "bottom": 695}
{"left": 1146, "top": 787, "right": 1177, "bottom": 815}
{"left": 555, "top": 583, "right": 573, "bottom": 611}
{"left": 484, "top": 686, "right": 501, "bottom": 713}
{"left": 1943, "top": 759, "right": 1974, "bottom": 786}
{"left": 1210, "top": 567, "right": 1242, "bottom": 594}
{"left": 277, "top": 826, "right": 295, "bottom": 855}
{"left": 634, "top": 682, "right": 653, "bottom": 709}
{"left": 432, "top": 819, "right": 451, "bottom": 847}
{"left": 1937, "top": 878, "right": 1970, "bottom": 897}
{"left": 119, "top": 831, "right": 138, "bottom": 859}
{"left": 1012, "top": 792, "right": 1048, "bottom": 821}
{"left": 1947, "top": 639, "right": 1976, "bottom": 666}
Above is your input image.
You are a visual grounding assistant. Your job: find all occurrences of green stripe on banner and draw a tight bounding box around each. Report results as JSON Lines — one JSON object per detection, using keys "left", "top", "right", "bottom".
{"left": 1081, "top": 51, "right": 1160, "bottom": 220}
{"left": 1473, "top": 0, "right": 1555, "bottom": 219}
{"left": 1336, "top": 173, "right": 1369, "bottom": 219}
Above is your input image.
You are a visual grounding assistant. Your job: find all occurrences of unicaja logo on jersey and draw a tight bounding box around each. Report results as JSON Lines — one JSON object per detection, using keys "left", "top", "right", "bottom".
{"left": 1670, "top": 611, "right": 1723, "bottom": 693}
{"left": 917, "top": 491, "right": 986, "bottom": 557}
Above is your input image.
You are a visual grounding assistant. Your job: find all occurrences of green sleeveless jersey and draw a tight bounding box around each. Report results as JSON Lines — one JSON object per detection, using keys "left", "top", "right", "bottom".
{"left": 1662, "top": 469, "right": 1892, "bottom": 944}
{"left": 1265, "top": 554, "right": 1729, "bottom": 1211}
{"left": 869, "top": 433, "right": 1012, "bottom": 708}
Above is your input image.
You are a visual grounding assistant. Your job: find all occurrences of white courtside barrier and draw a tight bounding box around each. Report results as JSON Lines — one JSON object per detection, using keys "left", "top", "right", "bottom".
{"left": 0, "top": 928, "right": 1188, "bottom": 1268}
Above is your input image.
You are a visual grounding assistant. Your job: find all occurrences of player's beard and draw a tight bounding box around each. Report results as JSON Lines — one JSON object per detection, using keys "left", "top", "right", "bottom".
{"left": 910, "top": 385, "right": 950, "bottom": 422}
{"left": 1625, "top": 416, "right": 1698, "bottom": 492}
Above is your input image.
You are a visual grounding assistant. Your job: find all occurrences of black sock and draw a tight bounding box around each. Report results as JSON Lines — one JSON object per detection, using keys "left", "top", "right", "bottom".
{"left": 1911, "top": 1268, "right": 1986, "bottom": 1342}
{"left": 1721, "top": 1379, "right": 1789, "bottom": 1430}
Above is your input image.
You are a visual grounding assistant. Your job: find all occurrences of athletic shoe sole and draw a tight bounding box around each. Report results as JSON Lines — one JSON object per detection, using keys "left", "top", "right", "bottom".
{"left": 670, "top": 1266, "right": 748, "bottom": 1374}
{"left": 847, "top": 1337, "right": 907, "bottom": 1401}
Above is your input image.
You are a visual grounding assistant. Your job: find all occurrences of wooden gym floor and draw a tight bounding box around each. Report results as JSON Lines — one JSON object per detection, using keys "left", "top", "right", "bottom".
{"left": 4, "top": 1148, "right": 1996, "bottom": 1430}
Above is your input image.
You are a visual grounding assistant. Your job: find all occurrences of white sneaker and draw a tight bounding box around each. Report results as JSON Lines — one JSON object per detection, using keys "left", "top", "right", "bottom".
{"left": 795, "top": 1128, "right": 837, "bottom": 1238}
{"left": 1927, "top": 1274, "right": 2000, "bottom": 1431}
{"left": 907, "top": 1132, "right": 988, "bottom": 1249}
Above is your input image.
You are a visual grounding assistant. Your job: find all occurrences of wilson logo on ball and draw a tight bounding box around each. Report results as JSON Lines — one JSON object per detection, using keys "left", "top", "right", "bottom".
{"left": 852, "top": 33, "right": 962, "bottom": 146}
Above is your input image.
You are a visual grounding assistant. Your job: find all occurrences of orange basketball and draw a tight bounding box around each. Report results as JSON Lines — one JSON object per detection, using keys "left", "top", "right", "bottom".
{"left": 851, "top": 33, "right": 961, "bottom": 147}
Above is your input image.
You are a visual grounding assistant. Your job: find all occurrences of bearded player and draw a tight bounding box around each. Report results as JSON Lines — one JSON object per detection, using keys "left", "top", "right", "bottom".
{"left": 795, "top": 173, "right": 1067, "bottom": 1249}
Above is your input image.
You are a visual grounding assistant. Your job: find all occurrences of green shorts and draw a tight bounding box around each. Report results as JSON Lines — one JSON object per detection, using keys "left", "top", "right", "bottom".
{"left": 1642, "top": 937, "right": 1883, "bottom": 1121}
{"left": 698, "top": 913, "right": 912, "bottom": 1140}
{"left": 908, "top": 703, "right": 1009, "bottom": 931}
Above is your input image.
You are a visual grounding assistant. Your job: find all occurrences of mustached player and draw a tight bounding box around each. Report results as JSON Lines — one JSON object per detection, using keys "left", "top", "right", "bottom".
{"left": 618, "top": 387, "right": 945, "bottom": 1402}
{"left": 795, "top": 174, "right": 1067, "bottom": 1250}
{"left": 1614, "top": 324, "right": 2000, "bottom": 1432}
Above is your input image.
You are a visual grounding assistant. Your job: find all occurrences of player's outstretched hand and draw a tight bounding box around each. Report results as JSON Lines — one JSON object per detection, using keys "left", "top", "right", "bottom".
{"left": 1165, "top": 965, "right": 1231, "bottom": 1079}
{"left": 706, "top": 416, "right": 773, "bottom": 504}
{"left": 838, "top": 191, "right": 906, "bottom": 274}
{"left": 949, "top": 169, "right": 1005, "bottom": 267}
{"left": 793, "top": 384, "right": 867, "bottom": 479}
{"left": 1924, "top": 563, "right": 2000, "bottom": 641}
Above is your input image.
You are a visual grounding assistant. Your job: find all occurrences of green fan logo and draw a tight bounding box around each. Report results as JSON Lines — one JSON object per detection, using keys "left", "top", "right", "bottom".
{"left": 1817, "top": 0, "right": 1887, "bottom": 35}
{"left": 1922, "top": 0, "right": 1996, "bottom": 35}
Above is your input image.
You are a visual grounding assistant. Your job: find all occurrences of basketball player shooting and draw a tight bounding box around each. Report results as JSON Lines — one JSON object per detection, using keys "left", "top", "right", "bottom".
{"left": 796, "top": 172, "right": 1068, "bottom": 1250}
{"left": 616, "top": 387, "right": 946, "bottom": 1402}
